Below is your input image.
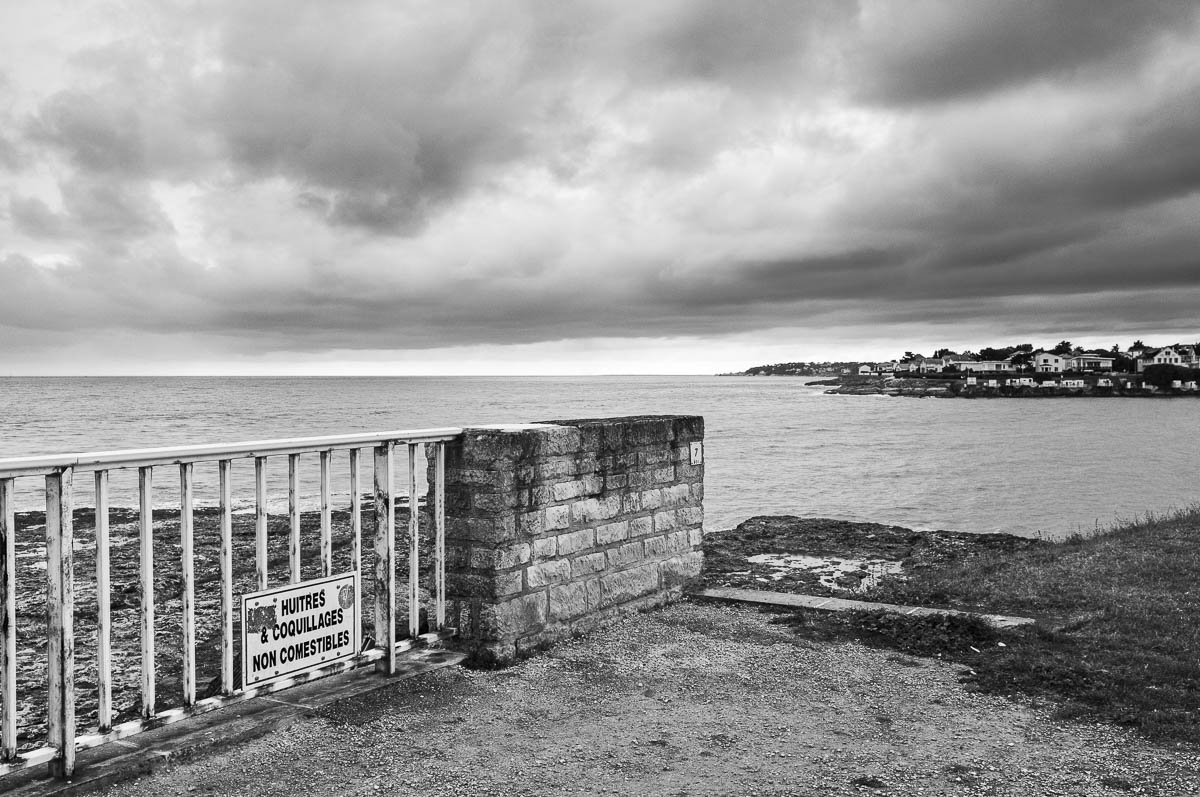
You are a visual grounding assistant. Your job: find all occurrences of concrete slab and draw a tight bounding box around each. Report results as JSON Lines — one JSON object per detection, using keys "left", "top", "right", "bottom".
{"left": 693, "top": 587, "right": 1035, "bottom": 629}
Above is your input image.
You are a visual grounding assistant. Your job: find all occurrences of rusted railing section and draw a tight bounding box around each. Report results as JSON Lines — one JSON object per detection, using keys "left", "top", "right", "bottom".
{"left": 0, "top": 428, "right": 460, "bottom": 779}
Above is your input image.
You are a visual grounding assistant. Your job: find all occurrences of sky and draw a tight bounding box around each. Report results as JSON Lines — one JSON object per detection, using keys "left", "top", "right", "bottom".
{"left": 2, "top": 1, "right": 1199, "bottom": 375}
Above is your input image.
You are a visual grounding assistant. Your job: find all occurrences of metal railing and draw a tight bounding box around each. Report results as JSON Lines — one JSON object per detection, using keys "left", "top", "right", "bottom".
{"left": 0, "top": 428, "right": 462, "bottom": 779}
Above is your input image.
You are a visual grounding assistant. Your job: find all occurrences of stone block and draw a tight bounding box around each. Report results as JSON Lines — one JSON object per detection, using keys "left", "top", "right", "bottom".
{"left": 447, "top": 571, "right": 524, "bottom": 600}
{"left": 552, "top": 480, "right": 588, "bottom": 502}
{"left": 460, "top": 516, "right": 518, "bottom": 544}
{"left": 548, "top": 581, "right": 592, "bottom": 621}
{"left": 599, "top": 563, "right": 659, "bottom": 607}
{"left": 666, "top": 529, "right": 691, "bottom": 553}
{"left": 642, "top": 534, "right": 670, "bottom": 558}
{"left": 571, "top": 495, "right": 621, "bottom": 524}
{"left": 532, "top": 536, "right": 557, "bottom": 558}
{"left": 640, "top": 488, "right": 663, "bottom": 510}
{"left": 455, "top": 468, "right": 516, "bottom": 490}
{"left": 607, "top": 540, "right": 643, "bottom": 567}
{"left": 603, "top": 473, "right": 628, "bottom": 490}
{"left": 629, "top": 516, "right": 654, "bottom": 537}
{"left": 556, "top": 528, "right": 595, "bottom": 556}
{"left": 468, "top": 542, "right": 531, "bottom": 570}
{"left": 527, "top": 559, "right": 572, "bottom": 589}
{"left": 536, "top": 456, "right": 581, "bottom": 481}
{"left": 580, "top": 474, "right": 604, "bottom": 495}
{"left": 545, "top": 504, "right": 571, "bottom": 530}
{"left": 653, "top": 509, "right": 679, "bottom": 533}
{"left": 651, "top": 465, "right": 676, "bottom": 484}
{"left": 516, "top": 510, "right": 545, "bottom": 536}
{"left": 676, "top": 506, "right": 704, "bottom": 528}
{"left": 478, "top": 591, "right": 548, "bottom": 638}
{"left": 664, "top": 484, "right": 691, "bottom": 506}
{"left": 659, "top": 551, "right": 703, "bottom": 589}
{"left": 471, "top": 490, "right": 522, "bottom": 514}
{"left": 595, "top": 520, "right": 629, "bottom": 545}
{"left": 530, "top": 425, "right": 584, "bottom": 457}
{"left": 570, "top": 552, "right": 607, "bottom": 577}
{"left": 638, "top": 447, "right": 672, "bottom": 467}
{"left": 689, "top": 527, "right": 703, "bottom": 547}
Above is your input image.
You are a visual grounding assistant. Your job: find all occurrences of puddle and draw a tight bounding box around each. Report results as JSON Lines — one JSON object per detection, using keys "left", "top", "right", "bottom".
{"left": 746, "top": 553, "right": 904, "bottom": 593}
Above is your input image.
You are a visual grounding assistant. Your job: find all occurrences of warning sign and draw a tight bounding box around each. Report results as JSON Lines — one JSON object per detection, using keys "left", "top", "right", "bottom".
{"left": 241, "top": 571, "right": 360, "bottom": 688}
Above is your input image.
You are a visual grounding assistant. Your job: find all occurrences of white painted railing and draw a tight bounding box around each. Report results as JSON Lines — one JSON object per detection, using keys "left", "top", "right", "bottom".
{"left": 0, "top": 428, "right": 461, "bottom": 779}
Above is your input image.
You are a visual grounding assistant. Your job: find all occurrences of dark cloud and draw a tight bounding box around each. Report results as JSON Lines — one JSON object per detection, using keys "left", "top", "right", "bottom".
{"left": 29, "top": 90, "right": 145, "bottom": 174}
{"left": 9, "top": 195, "right": 68, "bottom": 238}
{"left": 855, "top": 1, "right": 1200, "bottom": 105}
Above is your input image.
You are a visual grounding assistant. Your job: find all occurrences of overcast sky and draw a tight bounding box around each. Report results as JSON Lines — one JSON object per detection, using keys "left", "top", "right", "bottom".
{"left": 2, "top": 1, "right": 1199, "bottom": 374}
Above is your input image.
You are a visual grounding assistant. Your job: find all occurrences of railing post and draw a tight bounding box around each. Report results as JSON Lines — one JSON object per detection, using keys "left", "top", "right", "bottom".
{"left": 288, "top": 454, "right": 301, "bottom": 583}
{"left": 45, "top": 469, "right": 75, "bottom": 778}
{"left": 179, "top": 464, "right": 196, "bottom": 706}
{"left": 406, "top": 444, "right": 420, "bottom": 640}
{"left": 94, "top": 471, "right": 112, "bottom": 732}
{"left": 139, "top": 466, "right": 155, "bottom": 719}
{"left": 254, "top": 457, "right": 268, "bottom": 591}
{"left": 434, "top": 442, "right": 446, "bottom": 630}
{"left": 320, "top": 450, "right": 332, "bottom": 577}
{"left": 349, "top": 449, "right": 362, "bottom": 576}
{"left": 218, "top": 460, "right": 234, "bottom": 695}
{"left": 373, "top": 443, "right": 395, "bottom": 674}
{"left": 0, "top": 478, "right": 15, "bottom": 761}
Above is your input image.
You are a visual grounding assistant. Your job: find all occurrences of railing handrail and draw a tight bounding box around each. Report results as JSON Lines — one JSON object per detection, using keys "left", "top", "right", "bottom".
{"left": 0, "top": 427, "right": 464, "bottom": 477}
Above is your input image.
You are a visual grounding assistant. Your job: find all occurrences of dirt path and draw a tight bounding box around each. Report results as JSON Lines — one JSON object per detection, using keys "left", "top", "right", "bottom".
{"left": 98, "top": 601, "right": 1198, "bottom": 797}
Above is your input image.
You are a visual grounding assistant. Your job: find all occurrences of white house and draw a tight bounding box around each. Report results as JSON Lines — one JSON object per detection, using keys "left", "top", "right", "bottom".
{"left": 960, "top": 360, "right": 1012, "bottom": 373}
{"left": 1096, "top": 377, "right": 1113, "bottom": 387}
{"left": 1009, "top": 377, "right": 1034, "bottom": 387}
{"left": 858, "top": 365, "right": 874, "bottom": 375}
{"left": 1037, "top": 380, "right": 1058, "bottom": 388}
{"left": 1061, "top": 379, "right": 1086, "bottom": 388}
{"left": 916, "top": 358, "right": 944, "bottom": 373}
{"left": 1137, "top": 347, "right": 1184, "bottom": 372}
{"left": 1033, "top": 352, "right": 1064, "bottom": 372}
{"left": 1063, "top": 354, "right": 1115, "bottom": 371}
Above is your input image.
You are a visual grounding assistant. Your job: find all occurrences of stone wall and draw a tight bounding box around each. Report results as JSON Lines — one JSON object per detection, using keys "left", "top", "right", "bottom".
{"left": 435, "top": 415, "right": 704, "bottom": 666}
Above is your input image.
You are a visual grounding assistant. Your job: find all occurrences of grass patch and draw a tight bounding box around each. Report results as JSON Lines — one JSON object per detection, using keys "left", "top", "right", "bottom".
{"left": 777, "top": 506, "right": 1200, "bottom": 745}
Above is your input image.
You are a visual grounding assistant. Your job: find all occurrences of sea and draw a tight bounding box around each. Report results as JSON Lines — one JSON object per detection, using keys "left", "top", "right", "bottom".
{"left": 2, "top": 375, "right": 1198, "bottom": 539}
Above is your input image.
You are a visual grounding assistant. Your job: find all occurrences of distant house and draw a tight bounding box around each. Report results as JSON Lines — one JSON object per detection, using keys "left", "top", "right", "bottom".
{"left": 1009, "top": 377, "right": 1034, "bottom": 387}
{"left": 965, "top": 376, "right": 977, "bottom": 385}
{"left": 1033, "top": 352, "right": 1064, "bottom": 373}
{"left": 1063, "top": 354, "right": 1114, "bottom": 372}
{"left": 984, "top": 379, "right": 999, "bottom": 387}
{"left": 1061, "top": 379, "right": 1086, "bottom": 388}
{"left": 1037, "top": 380, "right": 1058, "bottom": 388}
{"left": 1096, "top": 377, "right": 1113, "bottom": 387}
{"left": 960, "top": 360, "right": 1012, "bottom": 373}
{"left": 916, "top": 358, "right": 944, "bottom": 373}
{"left": 1137, "top": 347, "right": 1185, "bottom": 372}
{"left": 858, "top": 365, "right": 873, "bottom": 375}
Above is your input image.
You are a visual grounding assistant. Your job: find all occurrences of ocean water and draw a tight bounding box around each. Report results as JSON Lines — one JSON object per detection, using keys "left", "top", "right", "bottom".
{"left": 1, "top": 375, "right": 1198, "bottom": 538}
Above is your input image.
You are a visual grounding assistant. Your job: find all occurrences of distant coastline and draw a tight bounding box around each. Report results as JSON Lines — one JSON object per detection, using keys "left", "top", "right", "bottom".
{"left": 796, "top": 373, "right": 1200, "bottom": 398}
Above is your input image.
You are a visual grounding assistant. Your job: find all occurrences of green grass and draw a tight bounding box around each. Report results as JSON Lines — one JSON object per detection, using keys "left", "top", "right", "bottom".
{"left": 776, "top": 506, "right": 1200, "bottom": 745}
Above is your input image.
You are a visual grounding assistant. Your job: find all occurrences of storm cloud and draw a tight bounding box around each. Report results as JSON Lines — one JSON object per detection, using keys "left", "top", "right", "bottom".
{"left": 2, "top": 0, "right": 1199, "bottom": 373}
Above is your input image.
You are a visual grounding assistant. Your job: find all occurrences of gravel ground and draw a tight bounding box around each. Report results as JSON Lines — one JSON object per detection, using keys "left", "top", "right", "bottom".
{"left": 100, "top": 601, "right": 1198, "bottom": 797}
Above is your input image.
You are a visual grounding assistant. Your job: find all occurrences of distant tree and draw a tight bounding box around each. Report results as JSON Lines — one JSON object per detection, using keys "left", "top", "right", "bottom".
{"left": 1009, "top": 351, "right": 1034, "bottom": 369}
{"left": 1142, "top": 364, "right": 1197, "bottom": 389}
{"left": 1015, "top": 343, "right": 1033, "bottom": 352}
{"left": 900, "top": 351, "right": 923, "bottom": 363}
{"left": 932, "top": 348, "right": 955, "bottom": 358}
{"left": 1113, "top": 353, "right": 1135, "bottom": 372}
{"left": 1131, "top": 339, "right": 1145, "bottom": 350}
{"left": 978, "top": 347, "right": 1007, "bottom": 361}
{"left": 1051, "top": 340, "right": 1073, "bottom": 355}
{"left": 1111, "top": 344, "right": 1120, "bottom": 353}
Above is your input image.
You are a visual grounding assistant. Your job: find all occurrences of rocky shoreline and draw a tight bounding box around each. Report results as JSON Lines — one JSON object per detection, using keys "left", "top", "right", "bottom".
{"left": 701, "top": 515, "right": 1044, "bottom": 596}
